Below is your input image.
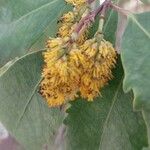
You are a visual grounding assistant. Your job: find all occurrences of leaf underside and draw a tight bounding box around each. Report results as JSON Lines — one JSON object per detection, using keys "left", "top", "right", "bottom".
{"left": 0, "top": 0, "right": 69, "bottom": 66}
{"left": 65, "top": 60, "right": 148, "bottom": 150}
{"left": 121, "top": 12, "right": 150, "bottom": 149}
{"left": 121, "top": 12, "right": 150, "bottom": 110}
{"left": 0, "top": 51, "right": 64, "bottom": 150}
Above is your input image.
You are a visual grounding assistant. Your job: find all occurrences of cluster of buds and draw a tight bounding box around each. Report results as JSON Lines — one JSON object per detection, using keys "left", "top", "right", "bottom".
{"left": 40, "top": 0, "right": 117, "bottom": 107}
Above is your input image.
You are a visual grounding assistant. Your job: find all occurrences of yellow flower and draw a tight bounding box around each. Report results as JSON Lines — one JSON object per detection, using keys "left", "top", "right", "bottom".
{"left": 40, "top": 35, "right": 117, "bottom": 107}
{"left": 57, "top": 11, "right": 77, "bottom": 38}
{"left": 40, "top": 42, "right": 82, "bottom": 107}
{"left": 57, "top": 19, "right": 88, "bottom": 45}
{"left": 40, "top": 0, "right": 117, "bottom": 106}
{"left": 57, "top": 3, "right": 88, "bottom": 45}
{"left": 80, "top": 39, "right": 97, "bottom": 58}
{"left": 65, "top": 0, "right": 86, "bottom": 7}
{"left": 40, "top": 59, "right": 79, "bottom": 107}
{"left": 76, "top": 30, "right": 88, "bottom": 45}
{"left": 79, "top": 38, "right": 117, "bottom": 101}
{"left": 40, "top": 85, "right": 65, "bottom": 107}
{"left": 46, "top": 37, "right": 62, "bottom": 48}
{"left": 60, "top": 11, "right": 75, "bottom": 23}
{"left": 57, "top": 23, "right": 73, "bottom": 38}
{"left": 44, "top": 38, "right": 69, "bottom": 67}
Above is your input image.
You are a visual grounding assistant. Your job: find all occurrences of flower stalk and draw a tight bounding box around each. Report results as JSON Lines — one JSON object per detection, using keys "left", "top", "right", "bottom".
{"left": 87, "top": 0, "right": 95, "bottom": 4}
{"left": 73, "top": 0, "right": 111, "bottom": 36}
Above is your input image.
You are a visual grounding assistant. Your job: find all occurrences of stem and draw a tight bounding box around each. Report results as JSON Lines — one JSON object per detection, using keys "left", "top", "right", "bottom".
{"left": 74, "top": 0, "right": 112, "bottom": 35}
{"left": 54, "top": 124, "right": 66, "bottom": 150}
{"left": 87, "top": 0, "right": 96, "bottom": 4}
{"left": 98, "top": 19, "right": 105, "bottom": 33}
{"left": 110, "top": 3, "right": 130, "bottom": 16}
{"left": 74, "top": 2, "right": 105, "bottom": 34}
{"left": 98, "top": 0, "right": 111, "bottom": 33}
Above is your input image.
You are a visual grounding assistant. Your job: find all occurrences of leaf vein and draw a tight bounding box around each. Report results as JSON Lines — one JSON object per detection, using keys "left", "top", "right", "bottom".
{"left": 130, "top": 15, "right": 150, "bottom": 39}
{"left": 98, "top": 77, "right": 123, "bottom": 149}
{"left": 15, "top": 78, "right": 42, "bottom": 129}
{"left": 12, "top": 0, "right": 60, "bottom": 24}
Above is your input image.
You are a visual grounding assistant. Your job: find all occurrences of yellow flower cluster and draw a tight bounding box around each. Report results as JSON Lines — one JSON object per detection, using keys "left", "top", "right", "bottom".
{"left": 65, "top": 0, "right": 86, "bottom": 8}
{"left": 40, "top": 0, "right": 117, "bottom": 107}
{"left": 40, "top": 39, "right": 80, "bottom": 106}
{"left": 57, "top": 0, "right": 88, "bottom": 45}
{"left": 79, "top": 38, "right": 117, "bottom": 100}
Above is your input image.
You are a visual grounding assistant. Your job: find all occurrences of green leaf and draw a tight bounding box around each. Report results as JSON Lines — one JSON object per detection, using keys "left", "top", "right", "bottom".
{"left": 0, "top": 51, "right": 64, "bottom": 150}
{"left": 0, "top": 58, "right": 18, "bottom": 75}
{"left": 0, "top": 0, "right": 68, "bottom": 66}
{"left": 141, "top": 0, "right": 150, "bottom": 4}
{"left": 121, "top": 12, "right": 150, "bottom": 149}
{"left": 65, "top": 11, "right": 148, "bottom": 150}
{"left": 65, "top": 61, "right": 148, "bottom": 150}
{"left": 89, "top": 10, "right": 118, "bottom": 44}
{"left": 103, "top": 10, "right": 118, "bottom": 45}
{"left": 121, "top": 12, "right": 150, "bottom": 110}
{"left": 143, "top": 110, "right": 150, "bottom": 150}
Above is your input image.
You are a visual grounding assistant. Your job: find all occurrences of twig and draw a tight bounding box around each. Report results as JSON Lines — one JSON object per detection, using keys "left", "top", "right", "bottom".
{"left": 87, "top": 0, "right": 95, "bottom": 4}
{"left": 54, "top": 124, "right": 66, "bottom": 150}
{"left": 110, "top": 3, "right": 131, "bottom": 16}
{"left": 74, "top": 3, "right": 104, "bottom": 34}
{"left": 74, "top": 0, "right": 113, "bottom": 34}
{"left": 98, "top": 0, "right": 111, "bottom": 32}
